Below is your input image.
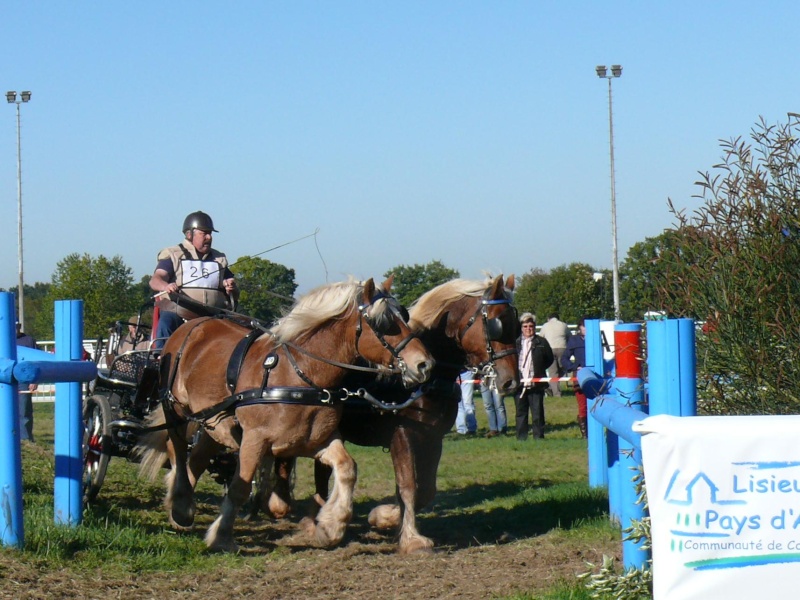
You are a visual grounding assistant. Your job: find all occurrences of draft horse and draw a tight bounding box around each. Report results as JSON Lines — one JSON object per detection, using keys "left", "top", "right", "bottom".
{"left": 267, "top": 274, "right": 519, "bottom": 554}
{"left": 136, "top": 277, "right": 434, "bottom": 552}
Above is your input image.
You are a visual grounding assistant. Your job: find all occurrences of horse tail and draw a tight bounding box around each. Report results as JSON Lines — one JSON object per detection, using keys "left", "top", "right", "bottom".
{"left": 134, "top": 404, "right": 171, "bottom": 481}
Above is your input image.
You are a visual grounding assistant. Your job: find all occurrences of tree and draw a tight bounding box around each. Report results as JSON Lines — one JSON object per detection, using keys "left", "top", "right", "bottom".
{"left": 234, "top": 256, "right": 297, "bottom": 323}
{"left": 656, "top": 117, "right": 800, "bottom": 414}
{"left": 133, "top": 274, "right": 155, "bottom": 308}
{"left": 383, "top": 260, "right": 460, "bottom": 305}
{"left": 2, "top": 282, "right": 51, "bottom": 340}
{"left": 512, "top": 268, "right": 547, "bottom": 317}
{"left": 514, "top": 264, "right": 611, "bottom": 324}
{"left": 37, "top": 254, "right": 138, "bottom": 339}
{"left": 619, "top": 231, "right": 686, "bottom": 322}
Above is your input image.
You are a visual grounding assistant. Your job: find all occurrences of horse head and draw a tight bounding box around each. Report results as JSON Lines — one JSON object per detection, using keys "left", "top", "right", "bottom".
{"left": 410, "top": 274, "right": 519, "bottom": 394}
{"left": 356, "top": 277, "right": 434, "bottom": 388}
{"left": 466, "top": 274, "right": 519, "bottom": 395}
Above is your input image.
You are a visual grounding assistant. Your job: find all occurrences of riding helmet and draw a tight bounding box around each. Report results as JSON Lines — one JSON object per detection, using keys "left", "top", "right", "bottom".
{"left": 182, "top": 211, "right": 218, "bottom": 233}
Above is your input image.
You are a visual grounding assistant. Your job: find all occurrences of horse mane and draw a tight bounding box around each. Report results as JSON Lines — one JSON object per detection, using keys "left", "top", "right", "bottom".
{"left": 409, "top": 278, "right": 497, "bottom": 331}
{"left": 270, "top": 279, "right": 363, "bottom": 342}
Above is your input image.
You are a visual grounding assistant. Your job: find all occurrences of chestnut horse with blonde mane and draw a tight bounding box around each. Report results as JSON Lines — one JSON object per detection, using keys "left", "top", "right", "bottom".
{"left": 264, "top": 274, "right": 519, "bottom": 554}
{"left": 136, "top": 277, "right": 434, "bottom": 552}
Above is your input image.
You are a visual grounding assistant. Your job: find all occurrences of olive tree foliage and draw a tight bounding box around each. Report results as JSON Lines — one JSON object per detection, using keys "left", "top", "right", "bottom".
{"left": 514, "top": 263, "right": 611, "bottom": 324}
{"left": 36, "top": 254, "right": 139, "bottom": 339}
{"left": 383, "top": 260, "right": 460, "bottom": 306}
{"left": 234, "top": 256, "right": 297, "bottom": 324}
{"left": 655, "top": 117, "right": 800, "bottom": 415}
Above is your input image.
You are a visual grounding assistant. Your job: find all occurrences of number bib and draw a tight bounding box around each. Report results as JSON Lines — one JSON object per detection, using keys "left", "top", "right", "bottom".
{"left": 180, "top": 259, "right": 221, "bottom": 289}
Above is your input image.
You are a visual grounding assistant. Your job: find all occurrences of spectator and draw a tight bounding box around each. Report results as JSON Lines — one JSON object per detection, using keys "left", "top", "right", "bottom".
{"left": 117, "top": 316, "right": 149, "bottom": 355}
{"left": 455, "top": 369, "right": 478, "bottom": 435}
{"left": 562, "top": 317, "right": 588, "bottom": 439}
{"left": 15, "top": 321, "right": 37, "bottom": 442}
{"left": 514, "top": 313, "right": 553, "bottom": 440}
{"left": 538, "top": 312, "right": 571, "bottom": 398}
{"left": 481, "top": 378, "right": 507, "bottom": 437}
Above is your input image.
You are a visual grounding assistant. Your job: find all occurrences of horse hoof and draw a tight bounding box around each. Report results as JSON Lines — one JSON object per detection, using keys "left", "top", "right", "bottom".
{"left": 242, "top": 508, "right": 260, "bottom": 522}
{"left": 368, "top": 504, "right": 400, "bottom": 529}
{"left": 206, "top": 539, "right": 239, "bottom": 554}
{"left": 299, "top": 516, "right": 344, "bottom": 548}
{"left": 268, "top": 493, "right": 292, "bottom": 519}
{"left": 399, "top": 536, "right": 435, "bottom": 555}
{"left": 169, "top": 513, "right": 195, "bottom": 532}
{"left": 299, "top": 516, "right": 317, "bottom": 536}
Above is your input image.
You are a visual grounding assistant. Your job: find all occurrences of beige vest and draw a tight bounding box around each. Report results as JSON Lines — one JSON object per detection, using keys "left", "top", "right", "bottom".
{"left": 157, "top": 241, "right": 230, "bottom": 319}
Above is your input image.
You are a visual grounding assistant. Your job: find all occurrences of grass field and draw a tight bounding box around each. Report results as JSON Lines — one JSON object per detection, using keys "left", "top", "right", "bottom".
{"left": 1, "top": 390, "right": 622, "bottom": 599}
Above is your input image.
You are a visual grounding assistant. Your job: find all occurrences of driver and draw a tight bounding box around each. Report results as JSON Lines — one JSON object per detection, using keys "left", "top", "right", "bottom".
{"left": 149, "top": 210, "right": 239, "bottom": 348}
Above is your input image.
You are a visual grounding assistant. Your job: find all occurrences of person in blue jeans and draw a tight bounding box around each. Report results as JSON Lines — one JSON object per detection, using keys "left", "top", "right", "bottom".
{"left": 455, "top": 369, "right": 478, "bottom": 435}
{"left": 480, "top": 378, "right": 507, "bottom": 437}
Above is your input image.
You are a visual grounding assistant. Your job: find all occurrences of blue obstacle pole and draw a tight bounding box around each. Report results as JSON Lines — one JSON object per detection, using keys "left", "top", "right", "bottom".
{"left": 591, "top": 397, "right": 650, "bottom": 573}
{"left": 16, "top": 345, "right": 58, "bottom": 362}
{"left": 582, "top": 323, "right": 650, "bottom": 570}
{"left": 14, "top": 360, "right": 96, "bottom": 385}
{"left": 647, "top": 319, "right": 697, "bottom": 417}
{"left": 54, "top": 300, "right": 86, "bottom": 526}
{"left": 590, "top": 397, "right": 646, "bottom": 450}
{"left": 583, "top": 318, "right": 697, "bottom": 572}
{"left": 0, "top": 293, "right": 24, "bottom": 547}
{"left": 585, "top": 319, "right": 607, "bottom": 488}
{"left": 0, "top": 293, "right": 96, "bottom": 546}
{"left": 612, "top": 322, "right": 648, "bottom": 570}
{"left": 677, "top": 319, "right": 697, "bottom": 417}
{"left": 584, "top": 381, "right": 651, "bottom": 571}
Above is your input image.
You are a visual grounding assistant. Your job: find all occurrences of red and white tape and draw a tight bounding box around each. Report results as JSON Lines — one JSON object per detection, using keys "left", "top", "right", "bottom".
{"left": 462, "top": 377, "right": 576, "bottom": 384}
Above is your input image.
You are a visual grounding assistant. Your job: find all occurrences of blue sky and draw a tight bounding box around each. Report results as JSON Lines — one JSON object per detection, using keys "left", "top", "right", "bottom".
{"left": 2, "top": 2, "right": 799, "bottom": 295}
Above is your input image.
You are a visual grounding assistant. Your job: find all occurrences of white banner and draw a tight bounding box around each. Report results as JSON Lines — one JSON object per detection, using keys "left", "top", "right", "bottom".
{"left": 634, "top": 414, "right": 800, "bottom": 600}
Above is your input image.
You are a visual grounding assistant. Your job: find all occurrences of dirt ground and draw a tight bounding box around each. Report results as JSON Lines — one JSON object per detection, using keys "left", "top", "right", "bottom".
{"left": 0, "top": 510, "right": 620, "bottom": 600}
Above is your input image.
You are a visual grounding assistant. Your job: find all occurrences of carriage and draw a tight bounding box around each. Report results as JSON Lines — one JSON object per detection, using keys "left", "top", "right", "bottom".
{"left": 82, "top": 303, "right": 237, "bottom": 503}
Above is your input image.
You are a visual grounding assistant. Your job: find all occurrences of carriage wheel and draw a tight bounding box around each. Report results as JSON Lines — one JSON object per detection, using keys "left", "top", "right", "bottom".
{"left": 83, "top": 394, "right": 112, "bottom": 503}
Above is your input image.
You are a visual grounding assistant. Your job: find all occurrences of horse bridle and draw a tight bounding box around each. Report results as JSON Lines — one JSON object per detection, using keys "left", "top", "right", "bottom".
{"left": 355, "top": 292, "right": 418, "bottom": 379}
{"left": 276, "top": 289, "right": 417, "bottom": 391}
{"left": 457, "top": 289, "right": 518, "bottom": 387}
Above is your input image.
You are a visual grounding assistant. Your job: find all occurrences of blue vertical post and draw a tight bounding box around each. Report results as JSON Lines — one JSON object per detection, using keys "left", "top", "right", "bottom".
{"left": 647, "top": 320, "right": 678, "bottom": 415}
{"left": 647, "top": 319, "right": 697, "bottom": 417}
{"left": 678, "top": 319, "right": 697, "bottom": 416}
{"left": 606, "top": 427, "right": 621, "bottom": 523}
{"left": 54, "top": 300, "right": 84, "bottom": 525}
{"left": 585, "top": 319, "right": 607, "bottom": 488}
{"left": 0, "top": 293, "right": 24, "bottom": 547}
{"left": 613, "top": 322, "right": 648, "bottom": 569}
{"left": 603, "top": 321, "right": 622, "bottom": 523}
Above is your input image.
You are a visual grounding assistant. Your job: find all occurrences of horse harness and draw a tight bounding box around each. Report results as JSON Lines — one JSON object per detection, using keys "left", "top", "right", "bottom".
{"left": 160, "top": 293, "right": 419, "bottom": 428}
{"left": 340, "top": 288, "right": 521, "bottom": 417}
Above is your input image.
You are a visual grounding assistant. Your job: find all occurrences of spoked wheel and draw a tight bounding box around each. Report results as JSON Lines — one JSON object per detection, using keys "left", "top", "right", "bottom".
{"left": 83, "top": 394, "right": 112, "bottom": 503}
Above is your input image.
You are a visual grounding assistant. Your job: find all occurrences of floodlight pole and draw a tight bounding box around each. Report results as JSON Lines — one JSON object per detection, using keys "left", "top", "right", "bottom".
{"left": 6, "top": 91, "right": 31, "bottom": 330}
{"left": 596, "top": 66, "right": 622, "bottom": 322}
